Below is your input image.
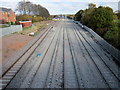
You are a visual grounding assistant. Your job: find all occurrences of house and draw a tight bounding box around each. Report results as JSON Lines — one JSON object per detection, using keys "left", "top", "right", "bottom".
{"left": 0, "top": 7, "right": 16, "bottom": 24}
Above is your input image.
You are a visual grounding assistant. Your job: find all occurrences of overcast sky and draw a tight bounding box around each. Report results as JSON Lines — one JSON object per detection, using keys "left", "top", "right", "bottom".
{"left": 0, "top": 0, "right": 120, "bottom": 15}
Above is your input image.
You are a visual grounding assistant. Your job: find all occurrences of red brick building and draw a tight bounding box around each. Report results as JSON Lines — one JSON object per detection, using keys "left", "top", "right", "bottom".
{"left": 0, "top": 7, "right": 16, "bottom": 24}
{"left": 19, "top": 21, "right": 32, "bottom": 28}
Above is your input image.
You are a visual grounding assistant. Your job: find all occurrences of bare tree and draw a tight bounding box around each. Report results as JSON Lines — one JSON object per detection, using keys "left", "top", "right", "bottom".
{"left": 16, "top": 1, "right": 25, "bottom": 15}
{"left": 16, "top": 0, "right": 50, "bottom": 17}
{"left": 25, "top": 1, "right": 33, "bottom": 15}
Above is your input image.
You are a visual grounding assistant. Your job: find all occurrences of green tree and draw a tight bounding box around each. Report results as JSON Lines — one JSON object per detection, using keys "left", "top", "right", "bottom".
{"left": 104, "top": 20, "right": 120, "bottom": 50}
{"left": 81, "top": 8, "right": 95, "bottom": 25}
{"left": 74, "top": 4, "right": 119, "bottom": 50}
{"left": 74, "top": 10, "right": 84, "bottom": 21}
{"left": 67, "top": 14, "right": 74, "bottom": 19}
{"left": 80, "top": 3, "right": 96, "bottom": 24}
{"left": 116, "top": 11, "right": 120, "bottom": 19}
{"left": 89, "top": 6, "right": 114, "bottom": 29}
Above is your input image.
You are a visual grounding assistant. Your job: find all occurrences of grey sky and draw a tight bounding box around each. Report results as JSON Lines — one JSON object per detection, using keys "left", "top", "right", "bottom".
{"left": 0, "top": 0, "right": 119, "bottom": 15}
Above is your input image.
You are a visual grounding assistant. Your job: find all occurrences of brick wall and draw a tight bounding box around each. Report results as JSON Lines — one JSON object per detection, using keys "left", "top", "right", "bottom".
{"left": 0, "top": 10, "right": 16, "bottom": 24}
{"left": 8, "top": 10, "right": 16, "bottom": 22}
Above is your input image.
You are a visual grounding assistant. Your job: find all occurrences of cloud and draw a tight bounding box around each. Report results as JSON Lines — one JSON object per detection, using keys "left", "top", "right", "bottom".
{"left": 0, "top": 0, "right": 119, "bottom": 14}
{"left": 99, "top": 2, "right": 118, "bottom": 11}
{"left": 0, "top": 2, "right": 18, "bottom": 10}
{"left": 50, "top": 0, "right": 119, "bottom": 2}
{"left": 1, "top": 0, "right": 119, "bottom": 3}
{"left": 39, "top": 2, "right": 88, "bottom": 14}
{"left": 0, "top": 0, "right": 21, "bottom": 2}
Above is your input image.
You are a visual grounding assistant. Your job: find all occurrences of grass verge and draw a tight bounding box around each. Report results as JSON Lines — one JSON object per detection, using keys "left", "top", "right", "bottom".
{"left": 18, "top": 22, "right": 47, "bottom": 36}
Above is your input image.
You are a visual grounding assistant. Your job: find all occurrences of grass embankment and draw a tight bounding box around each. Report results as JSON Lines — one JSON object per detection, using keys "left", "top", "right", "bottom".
{"left": 19, "top": 22, "right": 47, "bottom": 36}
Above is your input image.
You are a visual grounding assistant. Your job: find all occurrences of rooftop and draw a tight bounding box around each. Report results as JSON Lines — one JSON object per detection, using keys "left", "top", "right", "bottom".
{"left": 0, "top": 7, "right": 11, "bottom": 12}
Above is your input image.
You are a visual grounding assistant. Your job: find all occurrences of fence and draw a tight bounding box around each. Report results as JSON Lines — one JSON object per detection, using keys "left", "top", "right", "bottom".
{"left": 0, "top": 25, "right": 22, "bottom": 37}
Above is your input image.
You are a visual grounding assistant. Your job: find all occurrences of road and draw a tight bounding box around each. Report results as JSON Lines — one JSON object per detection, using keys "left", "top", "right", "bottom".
{"left": 2, "top": 19, "right": 120, "bottom": 88}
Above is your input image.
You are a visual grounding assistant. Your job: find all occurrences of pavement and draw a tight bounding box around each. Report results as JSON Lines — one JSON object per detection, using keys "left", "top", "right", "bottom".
{"left": 6, "top": 19, "right": 119, "bottom": 88}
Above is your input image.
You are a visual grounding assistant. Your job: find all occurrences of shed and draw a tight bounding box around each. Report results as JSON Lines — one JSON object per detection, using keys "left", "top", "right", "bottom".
{"left": 19, "top": 21, "right": 32, "bottom": 28}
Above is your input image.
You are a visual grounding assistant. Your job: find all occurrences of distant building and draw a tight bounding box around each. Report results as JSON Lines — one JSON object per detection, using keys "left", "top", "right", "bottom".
{"left": 0, "top": 7, "right": 16, "bottom": 24}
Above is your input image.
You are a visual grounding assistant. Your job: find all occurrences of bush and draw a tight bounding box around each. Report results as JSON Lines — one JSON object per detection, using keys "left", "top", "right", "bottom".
{"left": 104, "top": 20, "right": 120, "bottom": 50}
{"left": 88, "top": 7, "right": 114, "bottom": 29}
{"left": 47, "top": 16, "right": 53, "bottom": 20}
{"left": 81, "top": 8, "right": 95, "bottom": 28}
{"left": 11, "top": 22, "right": 16, "bottom": 25}
{"left": 16, "top": 15, "right": 32, "bottom": 21}
{"left": 75, "top": 4, "right": 120, "bottom": 50}
{"left": 6, "top": 22, "right": 11, "bottom": 25}
{"left": 16, "top": 15, "right": 44, "bottom": 23}
{"left": 95, "top": 28, "right": 108, "bottom": 37}
{"left": 67, "top": 15, "right": 74, "bottom": 19}
{"left": 32, "top": 16, "right": 43, "bottom": 22}
{"left": 74, "top": 10, "right": 84, "bottom": 21}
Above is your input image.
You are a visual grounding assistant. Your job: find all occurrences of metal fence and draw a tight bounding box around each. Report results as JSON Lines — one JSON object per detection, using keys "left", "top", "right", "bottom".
{"left": 0, "top": 25, "right": 22, "bottom": 37}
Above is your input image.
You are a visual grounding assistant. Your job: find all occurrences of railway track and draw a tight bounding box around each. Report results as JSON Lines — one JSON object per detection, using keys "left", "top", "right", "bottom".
{"left": 72, "top": 22, "right": 119, "bottom": 88}
{"left": 0, "top": 21, "right": 58, "bottom": 89}
{"left": 74, "top": 23, "right": 120, "bottom": 80}
{"left": 44, "top": 25, "right": 64, "bottom": 88}
{"left": 1, "top": 19, "right": 119, "bottom": 89}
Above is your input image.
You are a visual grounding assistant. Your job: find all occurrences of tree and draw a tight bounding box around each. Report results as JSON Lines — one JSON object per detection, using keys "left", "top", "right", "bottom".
{"left": 89, "top": 6, "right": 114, "bottom": 29}
{"left": 116, "top": 11, "right": 120, "bottom": 19}
{"left": 16, "top": 1, "right": 25, "bottom": 15}
{"left": 67, "top": 15, "right": 74, "bottom": 19}
{"left": 25, "top": 1, "right": 33, "bottom": 15}
{"left": 74, "top": 3, "right": 119, "bottom": 50}
{"left": 16, "top": 15, "right": 32, "bottom": 21}
{"left": 16, "top": 0, "right": 50, "bottom": 18}
{"left": 81, "top": 8, "right": 95, "bottom": 25}
{"left": 74, "top": 10, "right": 84, "bottom": 21}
